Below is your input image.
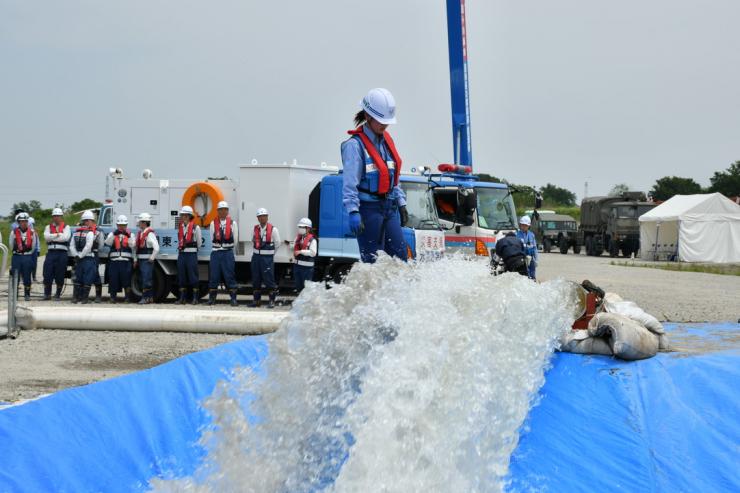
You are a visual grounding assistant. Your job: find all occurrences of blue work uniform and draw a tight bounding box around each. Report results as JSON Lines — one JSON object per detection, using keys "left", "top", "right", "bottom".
{"left": 43, "top": 223, "right": 71, "bottom": 297}
{"left": 135, "top": 228, "right": 159, "bottom": 300}
{"left": 293, "top": 233, "right": 317, "bottom": 293}
{"left": 70, "top": 228, "right": 98, "bottom": 288}
{"left": 251, "top": 223, "right": 279, "bottom": 303}
{"left": 177, "top": 221, "right": 201, "bottom": 290}
{"left": 105, "top": 229, "right": 135, "bottom": 297}
{"left": 10, "top": 228, "right": 38, "bottom": 287}
{"left": 341, "top": 124, "right": 407, "bottom": 263}
{"left": 516, "top": 229, "right": 538, "bottom": 280}
{"left": 209, "top": 218, "right": 238, "bottom": 290}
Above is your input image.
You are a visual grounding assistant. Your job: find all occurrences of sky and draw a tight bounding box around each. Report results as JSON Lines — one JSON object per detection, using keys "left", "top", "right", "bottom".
{"left": 1, "top": 0, "right": 738, "bottom": 214}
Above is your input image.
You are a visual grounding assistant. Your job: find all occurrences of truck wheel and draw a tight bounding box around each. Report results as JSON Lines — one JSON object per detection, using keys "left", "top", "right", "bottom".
{"left": 543, "top": 238, "right": 552, "bottom": 253}
{"left": 152, "top": 267, "right": 170, "bottom": 302}
{"left": 573, "top": 244, "right": 582, "bottom": 254}
{"left": 585, "top": 236, "right": 593, "bottom": 256}
{"left": 559, "top": 241, "right": 569, "bottom": 254}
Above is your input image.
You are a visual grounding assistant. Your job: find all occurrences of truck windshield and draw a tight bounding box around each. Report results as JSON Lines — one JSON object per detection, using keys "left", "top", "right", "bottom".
{"left": 617, "top": 206, "right": 638, "bottom": 218}
{"left": 477, "top": 187, "right": 517, "bottom": 230}
{"left": 399, "top": 182, "right": 440, "bottom": 230}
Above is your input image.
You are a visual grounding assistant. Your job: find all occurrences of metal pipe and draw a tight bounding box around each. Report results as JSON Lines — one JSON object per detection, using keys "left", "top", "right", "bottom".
{"left": 13, "top": 306, "right": 286, "bottom": 335}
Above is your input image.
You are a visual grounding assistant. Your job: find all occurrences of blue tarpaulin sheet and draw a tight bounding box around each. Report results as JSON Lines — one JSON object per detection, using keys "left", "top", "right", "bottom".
{"left": 0, "top": 324, "right": 738, "bottom": 492}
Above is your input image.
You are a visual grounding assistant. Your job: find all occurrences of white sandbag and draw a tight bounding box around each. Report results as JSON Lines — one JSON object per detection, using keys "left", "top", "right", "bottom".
{"left": 559, "top": 330, "right": 613, "bottom": 356}
{"left": 603, "top": 293, "right": 665, "bottom": 335}
{"left": 588, "top": 312, "right": 659, "bottom": 360}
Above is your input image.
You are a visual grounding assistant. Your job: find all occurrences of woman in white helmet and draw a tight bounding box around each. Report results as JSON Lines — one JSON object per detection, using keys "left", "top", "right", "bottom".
{"left": 176, "top": 205, "right": 202, "bottom": 305}
{"left": 341, "top": 88, "right": 409, "bottom": 263}
{"left": 134, "top": 212, "right": 159, "bottom": 304}
{"left": 42, "top": 207, "right": 71, "bottom": 300}
{"left": 104, "top": 215, "right": 136, "bottom": 303}
{"left": 293, "top": 217, "right": 317, "bottom": 293}
{"left": 516, "top": 215, "right": 538, "bottom": 280}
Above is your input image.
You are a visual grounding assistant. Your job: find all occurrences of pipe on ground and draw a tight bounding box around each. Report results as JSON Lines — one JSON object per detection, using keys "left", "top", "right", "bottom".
{"left": 12, "top": 306, "right": 286, "bottom": 335}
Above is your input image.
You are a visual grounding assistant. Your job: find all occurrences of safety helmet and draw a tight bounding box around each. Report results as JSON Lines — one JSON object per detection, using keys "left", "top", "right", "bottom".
{"left": 217, "top": 201, "right": 229, "bottom": 209}
{"left": 180, "top": 205, "right": 194, "bottom": 215}
{"left": 360, "top": 88, "right": 397, "bottom": 125}
{"left": 519, "top": 215, "right": 531, "bottom": 226}
{"left": 15, "top": 212, "right": 29, "bottom": 222}
{"left": 81, "top": 210, "right": 95, "bottom": 221}
{"left": 116, "top": 215, "right": 128, "bottom": 225}
{"left": 297, "top": 217, "right": 312, "bottom": 228}
{"left": 256, "top": 207, "right": 269, "bottom": 217}
{"left": 138, "top": 212, "right": 152, "bottom": 222}
{"left": 52, "top": 207, "right": 64, "bottom": 216}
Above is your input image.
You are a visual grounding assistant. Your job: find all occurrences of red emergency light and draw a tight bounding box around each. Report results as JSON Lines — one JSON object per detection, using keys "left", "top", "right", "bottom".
{"left": 438, "top": 163, "right": 472, "bottom": 174}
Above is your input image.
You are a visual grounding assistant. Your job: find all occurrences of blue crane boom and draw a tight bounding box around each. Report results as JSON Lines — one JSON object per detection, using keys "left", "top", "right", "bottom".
{"left": 446, "top": 0, "right": 473, "bottom": 169}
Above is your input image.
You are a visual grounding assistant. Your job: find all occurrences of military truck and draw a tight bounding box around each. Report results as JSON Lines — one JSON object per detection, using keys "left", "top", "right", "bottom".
{"left": 578, "top": 192, "right": 656, "bottom": 257}
{"left": 531, "top": 212, "right": 580, "bottom": 254}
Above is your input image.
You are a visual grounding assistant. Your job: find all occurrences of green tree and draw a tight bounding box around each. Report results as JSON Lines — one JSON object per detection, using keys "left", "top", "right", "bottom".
{"left": 541, "top": 183, "right": 577, "bottom": 206}
{"left": 10, "top": 200, "right": 44, "bottom": 216}
{"left": 608, "top": 183, "right": 630, "bottom": 197}
{"left": 650, "top": 176, "right": 702, "bottom": 201}
{"left": 69, "top": 198, "right": 101, "bottom": 212}
{"left": 707, "top": 161, "right": 740, "bottom": 197}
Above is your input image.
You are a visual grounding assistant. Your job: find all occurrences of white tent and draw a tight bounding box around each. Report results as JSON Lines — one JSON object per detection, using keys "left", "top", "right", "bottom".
{"left": 638, "top": 193, "right": 740, "bottom": 263}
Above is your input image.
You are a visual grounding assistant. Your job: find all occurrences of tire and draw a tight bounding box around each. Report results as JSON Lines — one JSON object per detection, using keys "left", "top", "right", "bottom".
{"left": 573, "top": 244, "right": 582, "bottom": 254}
{"left": 543, "top": 238, "right": 552, "bottom": 253}
{"left": 131, "top": 264, "right": 169, "bottom": 302}
{"left": 609, "top": 240, "right": 619, "bottom": 258}
{"left": 585, "top": 236, "right": 593, "bottom": 256}
{"left": 560, "top": 241, "right": 569, "bottom": 254}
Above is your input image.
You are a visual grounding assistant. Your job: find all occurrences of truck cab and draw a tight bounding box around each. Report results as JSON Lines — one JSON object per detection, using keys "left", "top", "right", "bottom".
{"left": 530, "top": 212, "right": 580, "bottom": 254}
{"left": 579, "top": 192, "right": 656, "bottom": 257}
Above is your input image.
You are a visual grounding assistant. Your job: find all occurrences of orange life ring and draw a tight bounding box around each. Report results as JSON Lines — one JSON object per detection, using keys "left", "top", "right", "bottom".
{"left": 182, "top": 182, "right": 224, "bottom": 227}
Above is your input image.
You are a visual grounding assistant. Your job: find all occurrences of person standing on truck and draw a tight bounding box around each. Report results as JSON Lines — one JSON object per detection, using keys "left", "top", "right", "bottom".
{"left": 134, "top": 212, "right": 159, "bottom": 304}
{"left": 176, "top": 205, "right": 201, "bottom": 305}
{"left": 208, "top": 201, "right": 238, "bottom": 307}
{"left": 516, "top": 216, "right": 538, "bottom": 280}
{"left": 249, "top": 208, "right": 280, "bottom": 309}
{"left": 42, "top": 208, "right": 71, "bottom": 301}
{"left": 293, "top": 217, "right": 317, "bottom": 294}
{"left": 341, "top": 88, "right": 409, "bottom": 263}
{"left": 69, "top": 210, "right": 99, "bottom": 304}
{"left": 104, "top": 215, "right": 135, "bottom": 303}
{"left": 9, "top": 212, "right": 39, "bottom": 301}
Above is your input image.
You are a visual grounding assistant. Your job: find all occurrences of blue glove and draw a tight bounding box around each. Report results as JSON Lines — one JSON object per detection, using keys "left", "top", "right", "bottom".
{"left": 349, "top": 212, "right": 363, "bottom": 235}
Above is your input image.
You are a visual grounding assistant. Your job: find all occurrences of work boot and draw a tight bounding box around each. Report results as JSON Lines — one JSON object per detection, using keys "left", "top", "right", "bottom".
{"left": 71, "top": 285, "right": 81, "bottom": 304}
{"left": 110, "top": 294, "right": 118, "bottom": 304}
{"left": 123, "top": 288, "right": 132, "bottom": 304}
{"left": 191, "top": 290, "right": 199, "bottom": 305}
{"left": 80, "top": 286, "right": 91, "bottom": 304}
{"left": 54, "top": 285, "right": 63, "bottom": 301}
{"left": 43, "top": 284, "right": 52, "bottom": 301}
{"left": 94, "top": 284, "right": 103, "bottom": 304}
{"left": 248, "top": 291, "right": 261, "bottom": 308}
{"left": 229, "top": 289, "right": 238, "bottom": 307}
{"left": 267, "top": 291, "right": 276, "bottom": 309}
{"left": 207, "top": 289, "right": 217, "bottom": 306}
{"left": 177, "top": 288, "right": 187, "bottom": 305}
{"left": 24, "top": 286, "right": 31, "bottom": 302}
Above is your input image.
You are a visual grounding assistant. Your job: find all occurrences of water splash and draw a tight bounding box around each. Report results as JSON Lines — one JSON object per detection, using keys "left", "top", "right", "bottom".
{"left": 150, "top": 255, "right": 576, "bottom": 493}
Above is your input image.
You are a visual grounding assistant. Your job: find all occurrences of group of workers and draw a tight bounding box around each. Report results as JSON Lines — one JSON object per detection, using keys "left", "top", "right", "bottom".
{"left": 5, "top": 202, "right": 318, "bottom": 307}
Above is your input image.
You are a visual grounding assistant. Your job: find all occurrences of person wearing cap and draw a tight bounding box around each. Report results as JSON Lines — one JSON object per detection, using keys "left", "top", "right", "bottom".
{"left": 341, "top": 88, "right": 408, "bottom": 263}
{"left": 42, "top": 208, "right": 71, "bottom": 300}
{"left": 208, "top": 201, "right": 238, "bottom": 306}
{"left": 9, "top": 212, "right": 39, "bottom": 301}
{"left": 104, "top": 215, "right": 136, "bottom": 303}
{"left": 176, "top": 205, "right": 202, "bottom": 305}
{"left": 134, "top": 212, "right": 159, "bottom": 304}
{"left": 249, "top": 208, "right": 281, "bottom": 308}
{"left": 293, "top": 217, "right": 317, "bottom": 293}
{"left": 516, "top": 215, "right": 538, "bottom": 280}
{"left": 69, "top": 210, "right": 99, "bottom": 304}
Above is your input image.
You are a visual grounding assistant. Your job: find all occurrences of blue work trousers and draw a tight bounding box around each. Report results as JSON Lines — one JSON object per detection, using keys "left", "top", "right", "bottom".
{"left": 528, "top": 260, "right": 537, "bottom": 281}
{"left": 43, "top": 250, "right": 67, "bottom": 287}
{"left": 251, "top": 254, "right": 276, "bottom": 290}
{"left": 293, "top": 264, "right": 313, "bottom": 292}
{"left": 11, "top": 254, "right": 34, "bottom": 287}
{"left": 177, "top": 252, "right": 199, "bottom": 288}
{"left": 75, "top": 257, "right": 97, "bottom": 287}
{"left": 108, "top": 260, "right": 132, "bottom": 294}
{"left": 138, "top": 259, "right": 154, "bottom": 290}
{"left": 209, "top": 249, "right": 236, "bottom": 289}
{"left": 357, "top": 200, "right": 408, "bottom": 263}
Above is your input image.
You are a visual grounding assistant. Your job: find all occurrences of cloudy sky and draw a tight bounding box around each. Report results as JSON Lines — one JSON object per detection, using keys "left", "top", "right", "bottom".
{"left": 1, "top": 0, "right": 738, "bottom": 213}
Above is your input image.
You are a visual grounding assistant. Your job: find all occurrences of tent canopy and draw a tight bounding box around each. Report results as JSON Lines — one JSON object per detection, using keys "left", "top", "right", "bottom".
{"left": 638, "top": 193, "right": 740, "bottom": 262}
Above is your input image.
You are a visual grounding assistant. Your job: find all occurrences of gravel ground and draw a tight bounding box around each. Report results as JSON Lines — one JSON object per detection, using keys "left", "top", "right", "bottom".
{"left": 0, "top": 252, "right": 738, "bottom": 402}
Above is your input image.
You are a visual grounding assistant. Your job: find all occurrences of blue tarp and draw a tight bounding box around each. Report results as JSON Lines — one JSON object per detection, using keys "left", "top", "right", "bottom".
{"left": 0, "top": 324, "right": 738, "bottom": 492}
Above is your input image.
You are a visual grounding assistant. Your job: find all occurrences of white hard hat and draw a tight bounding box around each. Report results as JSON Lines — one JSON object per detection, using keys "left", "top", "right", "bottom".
{"left": 256, "top": 207, "right": 269, "bottom": 217}
{"left": 81, "top": 210, "right": 95, "bottom": 221}
{"left": 29, "top": 217, "right": 35, "bottom": 225}
{"left": 138, "top": 212, "right": 152, "bottom": 222}
{"left": 52, "top": 207, "right": 64, "bottom": 216}
{"left": 217, "top": 200, "right": 229, "bottom": 209}
{"left": 360, "top": 88, "right": 397, "bottom": 125}
{"left": 180, "top": 205, "right": 194, "bottom": 215}
{"left": 519, "top": 215, "right": 531, "bottom": 226}
{"left": 116, "top": 215, "right": 128, "bottom": 225}
{"left": 15, "top": 212, "right": 29, "bottom": 221}
{"left": 297, "top": 217, "right": 312, "bottom": 228}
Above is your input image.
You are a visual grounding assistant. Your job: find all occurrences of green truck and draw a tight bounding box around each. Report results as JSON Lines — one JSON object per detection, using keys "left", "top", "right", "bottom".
{"left": 531, "top": 212, "right": 581, "bottom": 254}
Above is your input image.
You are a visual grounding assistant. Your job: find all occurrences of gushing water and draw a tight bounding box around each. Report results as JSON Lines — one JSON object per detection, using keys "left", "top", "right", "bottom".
{"left": 151, "top": 256, "right": 576, "bottom": 493}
